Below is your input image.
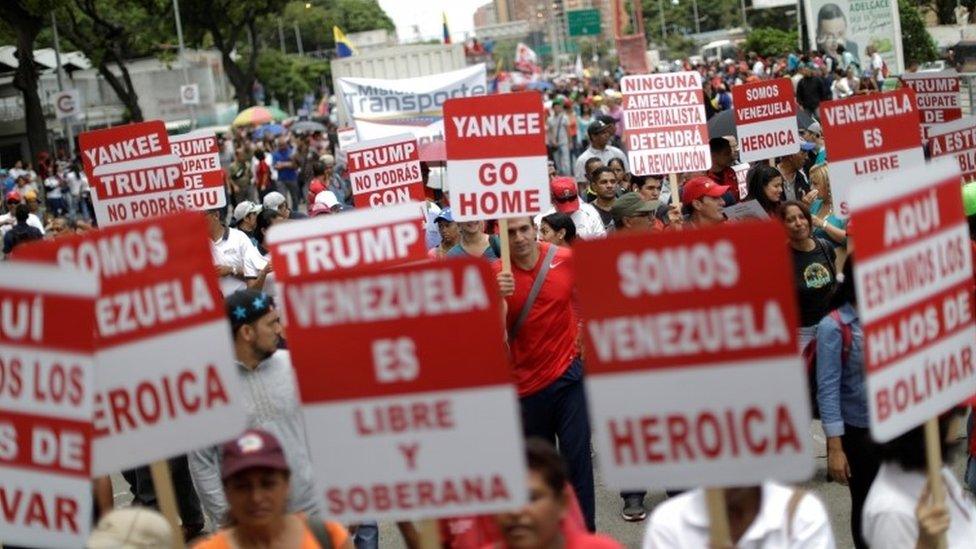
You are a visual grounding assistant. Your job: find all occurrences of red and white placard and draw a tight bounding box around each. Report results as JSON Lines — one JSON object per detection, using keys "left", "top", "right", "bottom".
{"left": 927, "top": 116, "right": 976, "bottom": 181}
{"left": 80, "top": 121, "right": 188, "bottom": 226}
{"left": 444, "top": 92, "right": 549, "bottom": 221}
{"left": 621, "top": 71, "right": 711, "bottom": 175}
{"left": 820, "top": 89, "right": 924, "bottom": 218}
{"left": 15, "top": 214, "right": 245, "bottom": 474}
{"left": 283, "top": 258, "right": 526, "bottom": 522}
{"left": 346, "top": 134, "right": 424, "bottom": 209}
{"left": 574, "top": 221, "right": 812, "bottom": 490}
{"left": 265, "top": 201, "right": 427, "bottom": 283}
{"left": 170, "top": 129, "right": 226, "bottom": 210}
{"left": 849, "top": 158, "right": 976, "bottom": 442}
{"left": 0, "top": 263, "right": 97, "bottom": 548}
{"left": 901, "top": 70, "right": 962, "bottom": 135}
{"left": 732, "top": 78, "right": 800, "bottom": 163}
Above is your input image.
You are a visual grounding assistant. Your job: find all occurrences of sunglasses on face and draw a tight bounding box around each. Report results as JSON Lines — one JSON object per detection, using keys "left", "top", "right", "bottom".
{"left": 554, "top": 194, "right": 578, "bottom": 203}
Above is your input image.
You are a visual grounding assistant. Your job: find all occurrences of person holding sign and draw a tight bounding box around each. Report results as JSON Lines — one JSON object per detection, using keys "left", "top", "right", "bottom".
{"left": 190, "top": 290, "right": 320, "bottom": 528}
{"left": 495, "top": 216, "right": 596, "bottom": 531}
{"left": 642, "top": 482, "right": 835, "bottom": 547}
{"left": 745, "top": 164, "right": 785, "bottom": 216}
{"left": 193, "top": 429, "right": 353, "bottom": 549}
{"left": 862, "top": 408, "right": 976, "bottom": 548}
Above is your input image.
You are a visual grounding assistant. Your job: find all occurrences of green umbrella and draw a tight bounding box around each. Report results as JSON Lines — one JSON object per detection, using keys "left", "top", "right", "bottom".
{"left": 267, "top": 106, "right": 288, "bottom": 121}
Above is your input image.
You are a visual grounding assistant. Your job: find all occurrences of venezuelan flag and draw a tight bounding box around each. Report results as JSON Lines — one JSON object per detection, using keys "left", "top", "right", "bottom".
{"left": 442, "top": 12, "right": 451, "bottom": 44}
{"left": 334, "top": 26, "right": 355, "bottom": 58}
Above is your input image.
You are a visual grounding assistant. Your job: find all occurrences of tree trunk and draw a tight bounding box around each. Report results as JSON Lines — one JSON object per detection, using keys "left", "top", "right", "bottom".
{"left": 222, "top": 50, "right": 256, "bottom": 111}
{"left": 5, "top": 6, "right": 49, "bottom": 161}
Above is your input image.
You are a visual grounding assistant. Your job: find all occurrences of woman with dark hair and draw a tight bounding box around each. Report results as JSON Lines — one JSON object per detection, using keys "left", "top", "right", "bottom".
{"left": 862, "top": 408, "right": 976, "bottom": 548}
{"left": 194, "top": 429, "right": 352, "bottom": 549}
{"left": 816, "top": 256, "right": 877, "bottom": 549}
{"left": 778, "top": 200, "right": 837, "bottom": 350}
{"left": 606, "top": 157, "right": 629, "bottom": 196}
{"left": 539, "top": 212, "right": 576, "bottom": 247}
{"left": 746, "top": 164, "right": 785, "bottom": 214}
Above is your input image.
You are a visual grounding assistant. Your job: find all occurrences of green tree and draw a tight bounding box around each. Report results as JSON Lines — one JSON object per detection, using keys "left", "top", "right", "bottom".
{"left": 182, "top": 0, "right": 288, "bottom": 111}
{"left": 641, "top": 0, "right": 741, "bottom": 41}
{"left": 272, "top": 0, "right": 395, "bottom": 55}
{"left": 55, "top": 0, "right": 173, "bottom": 122}
{"left": 744, "top": 27, "right": 799, "bottom": 58}
{"left": 900, "top": 0, "right": 938, "bottom": 66}
{"left": 0, "top": 1, "right": 57, "bottom": 159}
{"left": 255, "top": 49, "right": 329, "bottom": 105}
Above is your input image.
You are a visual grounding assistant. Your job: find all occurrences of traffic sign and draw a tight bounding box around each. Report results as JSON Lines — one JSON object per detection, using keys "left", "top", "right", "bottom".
{"left": 181, "top": 83, "right": 200, "bottom": 105}
{"left": 53, "top": 89, "right": 81, "bottom": 120}
{"left": 567, "top": 8, "right": 602, "bottom": 37}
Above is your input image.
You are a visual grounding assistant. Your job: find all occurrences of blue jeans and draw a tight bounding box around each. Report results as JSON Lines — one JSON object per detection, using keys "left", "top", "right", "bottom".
{"left": 519, "top": 357, "right": 595, "bottom": 531}
{"left": 353, "top": 521, "right": 378, "bottom": 549}
{"left": 966, "top": 412, "right": 976, "bottom": 494}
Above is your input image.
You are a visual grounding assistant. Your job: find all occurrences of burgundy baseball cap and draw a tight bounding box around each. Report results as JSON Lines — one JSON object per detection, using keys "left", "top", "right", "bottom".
{"left": 681, "top": 176, "right": 730, "bottom": 206}
{"left": 220, "top": 429, "right": 289, "bottom": 480}
{"left": 550, "top": 176, "right": 580, "bottom": 213}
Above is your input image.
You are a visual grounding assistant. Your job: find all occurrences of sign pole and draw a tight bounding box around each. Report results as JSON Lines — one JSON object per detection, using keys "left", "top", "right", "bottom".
{"left": 669, "top": 173, "right": 680, "bottom": 207}
{"left": 499, "top": 218, "right": 512, "bottom": 273}
{"left": 924, "top": 418, "right": 948, "bottom": 549}
{"left": 149, "top": 460, "right": 187, "bottom": 549}
{"left": 418, "top": 519, "right": 440, "bottom": 549}
{"left": 705, "top": 487, "right": 732, "bottom": 547}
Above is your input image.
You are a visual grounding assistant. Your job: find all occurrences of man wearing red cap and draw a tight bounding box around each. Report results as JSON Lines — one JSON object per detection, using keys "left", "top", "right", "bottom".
{"left": 681, "top": 176, "right": 729, "bottom": 227}
{"left": 0, "top": 190, "right": 45, "bottom": 240}
{"left": 533, "top": 176, "right": 606, "bottom": 240}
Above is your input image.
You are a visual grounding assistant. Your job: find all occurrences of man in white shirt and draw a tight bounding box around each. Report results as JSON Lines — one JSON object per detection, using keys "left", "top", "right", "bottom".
{"left": 0, "top": 191, "right": 44, "bottom": 238}
{"left": 534, "top": 176, "right": 606, "bottom": 239}
{"left": 643, "top": 482, "right": 835, "bottom": 547}
{"left": 573, "top": 119, "right": 627, "bottom": 184}
{"left": 868, "top": 45, "right": 885, "bottom": 86}
{"left": 205, "top": 208, "right": 262, "bottom": 296}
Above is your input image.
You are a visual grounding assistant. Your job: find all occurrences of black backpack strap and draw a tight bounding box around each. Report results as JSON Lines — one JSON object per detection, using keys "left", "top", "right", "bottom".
{"left": 306, "top": 516, "right": 334, "bottom": 549}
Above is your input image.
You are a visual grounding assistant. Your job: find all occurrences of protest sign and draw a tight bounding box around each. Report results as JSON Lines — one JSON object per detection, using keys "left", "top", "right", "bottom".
{"left": 574, "top": 221, "right": 812, "bottom": 490}
{"left": 731, "top": 78, "right": 800, "bottom": 163}
{"left": 620, "top": 71, "right": 711, "bottom": 176}
{"left": 0, "top": 263, "right": 97, "bottom": 548}
{"left": 265, "top": 201, "right": 427, "bottom": 284}
{"left": 927, "top": 116, "right": 976, "bottom": 181}
{"left": 346, "top": 134, "right": 425, "bottom": 208}
{"left": 79, "top": 121, "right": 188, "bottom": 226}
{"left": 804, "top": 0, "right": 904, "bottom": 74}
{"left": 15, "top": 213, "right": 246, "bottom": 475}
{"left": 723, "top": 199, "right": 770, "bottom": 221}
{"left": 336, "top": 65, "right": 487, "bottom": 142}
{"left": 820, "top": 89, "right": 924, "bottom": 217}
{"left": 733, "top": 163, "right": 750, "bottom": 200}
{"left": 849, "top": 158, "right": 976, "bottom": 442}
{"left": 170, "top": 129, "right": 226, "bottom": 210}
{"left": 444, "top": 92, "right": 549, "bottom": 222}
{"left": 282, "top": 258, "right": 526, "bottom": 522}
{"left": 901, "top": 71, "right": 962, "bottom": 136}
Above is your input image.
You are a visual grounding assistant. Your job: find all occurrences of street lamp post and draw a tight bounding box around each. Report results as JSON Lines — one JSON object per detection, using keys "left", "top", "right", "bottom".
{"left": 50, "top": 13, "right": 74, "bottom": 157}
{"left": 294, "top": 22, "right": 304, "bottom": 55}
{"left": 172, "top": 0, "right": 196, "bottom": 127}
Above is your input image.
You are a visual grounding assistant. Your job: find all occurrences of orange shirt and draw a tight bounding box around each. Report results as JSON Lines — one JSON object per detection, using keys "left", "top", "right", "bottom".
{"left": 193, "top": 517, "right": 348, "bottom": 549}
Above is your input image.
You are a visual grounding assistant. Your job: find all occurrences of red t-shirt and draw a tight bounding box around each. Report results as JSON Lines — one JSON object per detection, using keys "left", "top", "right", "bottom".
{"left": 493, "top": 242, "right": 578, "bottom": 396}
{"left": 706, "top": 167, "right": 739, "bottom": 204}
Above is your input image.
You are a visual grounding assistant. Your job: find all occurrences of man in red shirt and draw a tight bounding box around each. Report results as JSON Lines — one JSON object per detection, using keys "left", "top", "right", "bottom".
{"left": 705, "top": 137, "right": 739, "bottom": 205}
{"left": 495, "top": 216, "right": 594, "bottom": 531}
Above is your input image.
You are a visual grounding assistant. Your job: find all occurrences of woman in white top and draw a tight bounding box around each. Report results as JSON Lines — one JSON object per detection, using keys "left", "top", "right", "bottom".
{"left": 643, "top": 482, "right": 835, "bottom": 548}
{"left": 862, "top": 408, "right": 976, "bottom": 548}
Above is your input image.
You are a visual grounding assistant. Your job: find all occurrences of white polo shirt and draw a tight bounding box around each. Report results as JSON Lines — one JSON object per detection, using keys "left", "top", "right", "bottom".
{"left": 211, "top": 226, "right": 258, "bottom": 296}
{"left": 863, "top": 463, "right": 976, "bottom": 548}
{"left": 642, "top": 482, "right": 835, "bottom": 548}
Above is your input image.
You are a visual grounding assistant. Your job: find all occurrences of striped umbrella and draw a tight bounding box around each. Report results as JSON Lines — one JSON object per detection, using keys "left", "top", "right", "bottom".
{"left": 233, "top": 106, "right": 289, "bottom": 127}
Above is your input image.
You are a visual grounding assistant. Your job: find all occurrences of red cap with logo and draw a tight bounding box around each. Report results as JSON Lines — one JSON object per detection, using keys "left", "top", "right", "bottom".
{"left": 550, "top": 176, "right": 580, "bottom": 213}
{"left": 220, "top": 429, "right": 289, "bottom": 480}
{"left": 681, "top": 176, "right": 729, "bottom": 206}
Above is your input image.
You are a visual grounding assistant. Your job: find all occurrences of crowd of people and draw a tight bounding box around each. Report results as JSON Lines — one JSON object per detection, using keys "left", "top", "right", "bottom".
{"left": 3, "top": 45, "right": 976, "bottom": 549}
